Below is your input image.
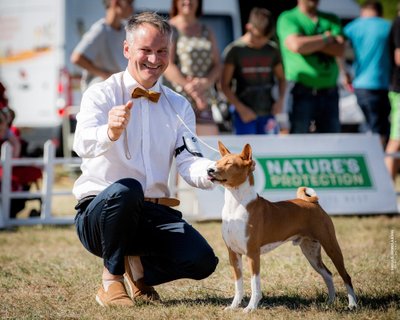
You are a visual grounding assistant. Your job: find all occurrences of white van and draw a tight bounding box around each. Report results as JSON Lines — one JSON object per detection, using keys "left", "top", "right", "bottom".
{"left": 0, "top": 0, "right": 241, "bottom": 156}
{"left": 0, "top": 0, "right": 105, "bottom": 155}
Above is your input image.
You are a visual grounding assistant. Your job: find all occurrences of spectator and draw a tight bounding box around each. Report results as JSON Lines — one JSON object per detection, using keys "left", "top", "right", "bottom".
{"left": 343, "top": 0, "right": 391, "bottom": 146}
{"left": 0, "top": 109, "right": 20, "bottom": 159}
{"left": 72, "top": 12, "right": 218, "bottom": 307}
{"left": 0, "top": 85, "right": 42, "bottom": 219}
{"left": 277, "top": 0, "right": 345, "bottom": 134}
{"left": 70, "top": 0, "right": 134, "bottom": 91}
{"left": 163, "top": 0, "right": 221, "bottom": 136}
{"left": 385, "top": 2, "right": 400, "bottom": 181}
{"left": 0, "top": 82, "right": 8, "bottom": 109}
{"left": 221, "top": 7, "right": 286, "bottom": 135}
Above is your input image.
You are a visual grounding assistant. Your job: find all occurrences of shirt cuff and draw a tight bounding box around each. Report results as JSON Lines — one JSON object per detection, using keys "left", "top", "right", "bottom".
{"left": 97, "top": 124, "right": 114, "bottom": 146}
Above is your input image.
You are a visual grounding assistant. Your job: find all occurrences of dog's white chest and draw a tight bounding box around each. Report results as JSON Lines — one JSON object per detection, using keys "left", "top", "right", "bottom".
{"left": 222, "top": 202, "right": 250, "bottom": 255}
{"left": 221, "top": 183, "right": 258, "bottom": 255}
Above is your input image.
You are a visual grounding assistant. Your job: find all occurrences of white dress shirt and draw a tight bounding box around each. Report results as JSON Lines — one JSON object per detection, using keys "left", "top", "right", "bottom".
{"left": 72, "top": 70, "right": 215, "bottom": 200}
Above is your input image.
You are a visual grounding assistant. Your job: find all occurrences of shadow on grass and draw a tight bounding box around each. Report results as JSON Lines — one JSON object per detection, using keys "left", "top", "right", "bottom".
{"left": 160, "top": 292, "right": 400, "bottom": 311}
{"left": 356, "top": 293, "right": 400, "bottom": 310}
{"left": 160, "top": 294, "right": 321, "bottom": 310}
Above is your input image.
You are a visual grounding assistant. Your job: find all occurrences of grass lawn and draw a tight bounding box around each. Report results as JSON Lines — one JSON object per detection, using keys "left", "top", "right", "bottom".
{"left": 0, "top": 214, "right": 399, "bottom": 319}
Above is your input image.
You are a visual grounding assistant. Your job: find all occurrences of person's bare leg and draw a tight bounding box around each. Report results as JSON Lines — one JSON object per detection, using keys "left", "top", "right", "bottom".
{"left": 385, "top": 139, "right": 400, "bottom": 181}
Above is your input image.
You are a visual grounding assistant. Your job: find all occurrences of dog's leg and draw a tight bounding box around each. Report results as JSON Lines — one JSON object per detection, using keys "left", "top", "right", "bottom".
{"left": 225, "top": 248, "right": 244, "bottom": 310}
{"left": 300, "top": 239, "right": 336, "bottom": 304}
{"left": 243, "top": 250, "right": 262, "bottom": 312}
{"left": 320, "top": 236, "right": 357, "bottom": 309}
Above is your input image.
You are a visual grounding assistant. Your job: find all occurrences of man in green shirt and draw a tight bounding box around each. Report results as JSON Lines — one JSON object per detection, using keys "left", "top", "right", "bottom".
{"left": 277, "top": 0, "right": 345, "bottom": 133}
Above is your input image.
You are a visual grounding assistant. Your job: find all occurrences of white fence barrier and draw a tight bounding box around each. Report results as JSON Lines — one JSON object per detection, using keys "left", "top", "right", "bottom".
{"left": 1, "top": 136, "right": 399, "bottom": 228}
{"left": 0, "top": 140, "right": 81, "bottom": 228}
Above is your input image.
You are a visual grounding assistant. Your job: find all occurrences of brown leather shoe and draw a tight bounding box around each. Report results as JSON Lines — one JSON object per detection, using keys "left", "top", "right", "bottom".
{"left": 124, "top": 258, "right": 161, "bottom": 301}
{"left": 95, "top": 282, "right": 134, "bottom": 307}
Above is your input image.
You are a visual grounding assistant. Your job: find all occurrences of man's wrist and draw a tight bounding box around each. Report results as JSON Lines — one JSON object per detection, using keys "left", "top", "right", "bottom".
{"left": 107, "top": 128, "right": 118, "bottom": 141}
{"left": 321, "top": 33, "right": 330, "bottom": 44}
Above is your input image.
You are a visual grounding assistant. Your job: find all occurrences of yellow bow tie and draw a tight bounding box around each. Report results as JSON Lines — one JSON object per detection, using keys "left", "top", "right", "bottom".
{"left": 131, "top": 87, "right": 161, "bottom": 103}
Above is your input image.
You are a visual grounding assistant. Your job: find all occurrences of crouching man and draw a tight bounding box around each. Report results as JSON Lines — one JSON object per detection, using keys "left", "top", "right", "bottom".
{"left": 73, "top": 12, "right": 218, "bottom": 307}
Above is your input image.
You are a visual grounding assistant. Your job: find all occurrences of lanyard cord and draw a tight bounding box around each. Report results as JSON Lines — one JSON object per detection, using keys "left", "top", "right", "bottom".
{"left": 159, "top": 86, "right": 219, "bottom": 153}
{"left": 123, "top": 126, "right": 132, "bottom": 160}
{"left": 121, "top": 73, "right": 132, "bottom": 160}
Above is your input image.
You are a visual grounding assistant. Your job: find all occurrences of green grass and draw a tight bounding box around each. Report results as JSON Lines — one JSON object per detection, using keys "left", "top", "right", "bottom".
{"left": 0, "top": 215, "right": 399, "bottom": 319}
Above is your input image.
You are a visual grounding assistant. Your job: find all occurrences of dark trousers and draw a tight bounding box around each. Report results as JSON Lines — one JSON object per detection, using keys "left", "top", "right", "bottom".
{"left": 287, "top": 82, "right": 340, "bottom": 133}
{"left": 354, "top": 88, "right": 391, "bottom": 137}
{"left": 74, "top": 178, "right": 218, "bottom": 286}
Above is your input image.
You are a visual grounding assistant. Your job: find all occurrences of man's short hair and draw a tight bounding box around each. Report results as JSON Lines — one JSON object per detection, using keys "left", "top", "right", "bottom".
{"left": 361, "top": 0, "right": 383, "bottom": 17}
{"left": 125, "top": 12, "right": 172, "bottom": 43}
{"left": 103, "top": 0, "right": 134, "bottom": 9}
{"left": 248, "top": 7, "right": 274, "bottom": 37}
{"left": 103, "top": 0, "right": 111, "bottom": 9}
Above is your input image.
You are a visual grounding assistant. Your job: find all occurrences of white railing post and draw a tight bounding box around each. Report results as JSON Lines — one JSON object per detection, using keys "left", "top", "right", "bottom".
{"left": 41, "top": 140, "right": 56, "bottom": 222}
{"left": 0, "top": 142, "right": 12, "bottom": 228}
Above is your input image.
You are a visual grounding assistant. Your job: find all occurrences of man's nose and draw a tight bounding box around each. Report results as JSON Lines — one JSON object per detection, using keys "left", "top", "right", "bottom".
{"left": 148, "top": 53, "right": 157, "bottom": 64}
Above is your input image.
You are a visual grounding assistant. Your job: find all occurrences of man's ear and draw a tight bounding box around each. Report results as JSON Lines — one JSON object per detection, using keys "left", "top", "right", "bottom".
{"left": 123, "top": 40, "right": 130, "bottom": 59}
{"left": 218, "top": 140, "right": 231, "bottom": 156}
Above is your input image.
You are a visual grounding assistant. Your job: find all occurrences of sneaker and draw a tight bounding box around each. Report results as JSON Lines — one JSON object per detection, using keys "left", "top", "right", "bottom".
{"left": 124, "top": 258, "right": 160, "bottom": 301}
{"left": 95, "top": 282, "right": 134, "bottom": 307}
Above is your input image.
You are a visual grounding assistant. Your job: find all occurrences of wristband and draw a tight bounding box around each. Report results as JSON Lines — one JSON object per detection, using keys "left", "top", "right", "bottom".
{"left": 321, "top": 33, "right": 329, "bottom": 44}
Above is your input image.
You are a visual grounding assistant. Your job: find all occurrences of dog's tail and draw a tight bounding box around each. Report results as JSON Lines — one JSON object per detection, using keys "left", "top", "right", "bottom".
{"left": 297, "top": 187, "right": 319, "bottom": 203}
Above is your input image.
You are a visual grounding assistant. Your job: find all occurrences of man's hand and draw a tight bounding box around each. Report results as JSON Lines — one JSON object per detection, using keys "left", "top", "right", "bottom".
{"left": 107, "top": 101, "right": 133, "bottom": 141}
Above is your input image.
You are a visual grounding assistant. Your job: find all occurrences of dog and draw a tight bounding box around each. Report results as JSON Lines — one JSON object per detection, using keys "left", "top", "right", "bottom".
{"left": 207, "top": 141, "right": 357, "bottom": 312}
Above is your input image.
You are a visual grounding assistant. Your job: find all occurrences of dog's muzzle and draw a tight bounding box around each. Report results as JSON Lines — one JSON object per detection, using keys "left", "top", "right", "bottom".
{"left": 207, "top": 167, "right": 226, "bottom": 183}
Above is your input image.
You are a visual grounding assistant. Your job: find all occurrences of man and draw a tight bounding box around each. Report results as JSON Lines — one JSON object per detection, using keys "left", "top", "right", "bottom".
{"left": 73, "top": 12, "right": 218, "bottom": 307}
{"left": 385, "top": 2, "right": 400, "bottom": 181}
{"left": 70, "top": 0, "right": 134, "bottom": 91}
{"left": 221, "top": 7, "right": 286, "bottom": 135}
{"left": 343, "top": 0, "right": 391, "bottom": 145}
{"left": 277, "top": 0, "right": 345, "bottom": 133}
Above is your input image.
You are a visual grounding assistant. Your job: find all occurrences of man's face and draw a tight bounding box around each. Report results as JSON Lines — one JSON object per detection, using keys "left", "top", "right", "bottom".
{"left": 117, "top": 0, "right": 134, "bottom": 19}
{"left": 177, "top": 0, "right": 199, "bottom": 16}
{"left": 124, "top": 23, "right": 170, "bottom": 88}
{"left": 299, "top": 0, "right": 319, "bottom": 11}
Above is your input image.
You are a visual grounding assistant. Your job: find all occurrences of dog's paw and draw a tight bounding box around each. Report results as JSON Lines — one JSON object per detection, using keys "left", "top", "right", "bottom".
{"left": 224, "top": 305, "right": 238, "bottom": 311}
{"left": 347, "top": 302, "right": 358, "bottom": 311}
{"left": 243, "top": 305, "right": 257, "bottom": 313}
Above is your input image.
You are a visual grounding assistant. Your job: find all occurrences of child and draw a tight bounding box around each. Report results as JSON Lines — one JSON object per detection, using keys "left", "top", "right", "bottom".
{"left": 221, "top": 7, "right": 286, "bottom": 135}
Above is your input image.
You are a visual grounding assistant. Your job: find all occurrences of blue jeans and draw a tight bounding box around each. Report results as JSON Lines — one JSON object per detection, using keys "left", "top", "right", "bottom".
{"left": 354, "top": 88, "right": 390, "bottom": 137}
{"left": 287, "top": 82, "right": 340, "bottom": 133}
{"left": 74, "top": 178, "right": 218, "bottom": 286}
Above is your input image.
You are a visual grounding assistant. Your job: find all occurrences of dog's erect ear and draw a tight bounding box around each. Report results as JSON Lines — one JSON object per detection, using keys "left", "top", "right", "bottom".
{"left": 240, "top": 144, "right": 252, "bottom": 161}
{"left": 218, "top": 140, "right": 231, "bottom": 156}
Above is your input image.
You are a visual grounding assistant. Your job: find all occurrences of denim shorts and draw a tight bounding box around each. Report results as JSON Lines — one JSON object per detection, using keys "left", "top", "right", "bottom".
{"left": 232, "top": 110, "right": 279, "bottom": 135}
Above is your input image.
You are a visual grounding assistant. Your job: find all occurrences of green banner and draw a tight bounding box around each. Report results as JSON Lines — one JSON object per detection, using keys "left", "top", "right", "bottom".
{"left": 257, "top": 155, "right": 373, "bottom": 190}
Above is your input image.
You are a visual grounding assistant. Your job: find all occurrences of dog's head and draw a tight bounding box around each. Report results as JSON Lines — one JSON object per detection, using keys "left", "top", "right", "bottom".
{"left": 207, "top": 141, "right": 254, "bottom": 188}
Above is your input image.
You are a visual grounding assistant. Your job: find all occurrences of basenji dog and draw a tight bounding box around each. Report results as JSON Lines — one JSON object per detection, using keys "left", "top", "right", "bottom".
{"left": 207, "top": 141, "right": 357, "bottom": 312}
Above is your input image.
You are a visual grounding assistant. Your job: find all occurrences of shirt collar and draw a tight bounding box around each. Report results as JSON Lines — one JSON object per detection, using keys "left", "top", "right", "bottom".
{"left": 123, "top": 70, "right": 161, "bottom": 96}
